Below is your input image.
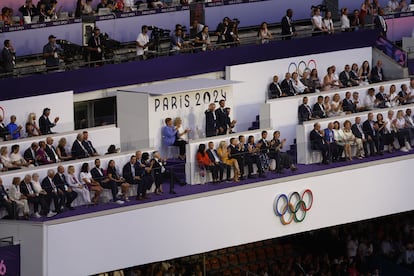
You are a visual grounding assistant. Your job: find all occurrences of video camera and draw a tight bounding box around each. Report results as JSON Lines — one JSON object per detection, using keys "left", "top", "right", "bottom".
{"left": 56, "top": 39, "right": 84, "bottom": 63}
{"left": 148, "top": 25, "right": 171, "bottom": 42}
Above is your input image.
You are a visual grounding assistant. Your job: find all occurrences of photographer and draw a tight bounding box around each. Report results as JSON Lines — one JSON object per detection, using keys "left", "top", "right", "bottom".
{"left": 87, "top": 27, "right": 105, "bottom": 67}
{"left": 43, "top": 35, "right": 63, "bottom": 71}
{"left": 136, "top": 25, "right": 150, "bottom": 60}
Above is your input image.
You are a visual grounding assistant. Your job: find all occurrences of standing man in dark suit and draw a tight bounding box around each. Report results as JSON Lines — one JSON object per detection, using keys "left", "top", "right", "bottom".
{"left": 215, "top": 100, "right": 228, "bottom": 135}
{"left": 1, "top": 39, "right": 16, "bottom": 74}
{"left": 298, "top": 96, "right": 313, "bottom": 123}
{"left": 205, "top": 103, "right": 217, "bottom": 137}
{"left": 374, "top": 8, "right": 387, "bottom": 38}
{"left": 122, "top": 155, "right": 150, "bottom": 200}
{"left": 281, "top": 9, "right": 296, "bottom": 40}
{"left": 39, "top": 107, "right": 59, "bottom": 135}
{"left": 310, "top": 122, "right": 330, "bottom": 164}
{"left": 23, "top": 142, "right": 39, "bottom": 166}
{"left": 41, "top": 169, "right": 65, "bottom": 213}
{"left": 268, "top": 75, "right": 285, "bottom": 99}
{"left": 206, "top": 141, "right": 230, "bottom": 182}
{"left": 362, "top": 112, "right": 378, "bottom": 156}
{"left": 371, "top": 60, "right": 385, "bottom": 83}
{"left": 52, "top": 166, "right": 78, "bottom": 210}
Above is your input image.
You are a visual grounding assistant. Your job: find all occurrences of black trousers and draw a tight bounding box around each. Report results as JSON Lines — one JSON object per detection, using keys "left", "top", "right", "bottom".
{"left": 27, "top": 194, "right": 50, "bottom": 215}
{"left": 174, "top": 140, "right": 187, "bottom": 156}
{"left": 49, "top": 191, "right": 65, "bottom": 212}
{"left": 101, "top": 180, "right": 119, "bottom": 201}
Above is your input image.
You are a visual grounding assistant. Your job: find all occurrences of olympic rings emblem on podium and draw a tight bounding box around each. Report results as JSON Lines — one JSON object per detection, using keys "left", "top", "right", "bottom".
{"left": 273, "top": 189, "right": 313, "bottom": 225}
{"left": 287, "top": 59, "right": 317, "bottom": 77}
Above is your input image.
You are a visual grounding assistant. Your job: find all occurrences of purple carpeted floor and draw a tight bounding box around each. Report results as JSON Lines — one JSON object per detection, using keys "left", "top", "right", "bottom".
{"left": 30, "top": 149, "right": 413, "bottom": 222}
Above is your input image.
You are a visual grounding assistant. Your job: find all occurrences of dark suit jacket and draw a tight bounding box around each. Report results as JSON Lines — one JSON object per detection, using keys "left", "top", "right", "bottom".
{"left": 309, "top": 129, "right": 325, "bottom": 150}
{"left": 205, "top": 110, "right": 216, "bottom": 137}
{"left": 281, "top": 79, "right": 295, "bottom": 96}
{"left": 122, "top": 162, "right": 143, "bottom": 184}
{"left": 18, "top": 4, "right": 37, "bottom": 17}
{"left": 339, "top": 70, "right": 353, "bottom": 87}
{"left": 215, "top": 108, "right": 228, "bottom": 134}
{"left": 207, "top": 149, "right": 220, "bottom": 163}
{"left": 268, "top": 82, "right": 283, "bottom": 99}
{"left": 39, "top": 115, "right": 55, "bottom": 135}
{"left": 298, "top": 104, "right": 312, "bottom": 123}
{"left": 374, "top": 15, "right": 387, "bottom": 37}
{"left": 0, "top": 185, "right": 10, "bottom": 205}
{"left": 41, "top": 177, "right": 58, "bottom": 194}
{"left": 82, "top": 140, "right": 97, "bottom": 155}
{"left": 362, "top": 120, "right": 375, "bottom": 139}
{"left": 351, "top": 124, "right": 364, "bottom": 139}
{"left": 91, "top": 167, "right": 107, "bottom": 183}
{"left": 52, "top": 173, "right": 69, "bottom": 191}
{"left": 342, "top": 98, "right": 355, "bottom": 113}
{"left": 281, "top": 16, "right": 295, "bottom": 37}
{"left": 0, "top": 123, "right": 10, "bottom": 140}
{"left": 71, "top": 140, "right": 89, "bottom": 159}
{"left": 20, "top": 181, "right": 36, "bottom": 196}
{"left": 23, "top": 147, "right": 38, "bottom": 166}
{"left": 312, "top": 103, "right": 326, "bottom": 119}
{"left": 1, "top": 47, "right": 15, "bottom": 73}
{"left": 370, "top": 66, "right": 385, "bottom": 83}
{"left": 45, "top": 145, "right": 58, "bottom": 163}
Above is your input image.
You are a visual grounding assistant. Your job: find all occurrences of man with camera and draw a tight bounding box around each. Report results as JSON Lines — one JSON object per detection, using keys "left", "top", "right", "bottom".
{"left": 43, "top": 34, "right": 63, "bottom": 71}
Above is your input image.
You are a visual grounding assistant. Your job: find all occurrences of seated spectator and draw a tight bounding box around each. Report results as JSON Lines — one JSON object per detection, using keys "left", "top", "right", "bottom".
{"left": 8, "top": 177, "right": 30, "bottom": 219}
{"left": 301, "top": 71, "right": 315, "bottom": 93}
{"left": 80, "top": 163, "right": 103, "bottom": 205}
{"left": 52, "top": 165, "right": 78, "bottom": 211}
{"left": 1, "top": 7, "right": 13, "bottom": 26}
{"left": 245, "top": 135, "right": 266, "bottom": 177}
{"left": 371, "top": 60, "right": 385, "bottom": 83}
{"left": 90, "top": 158, "right": 124, "bottom": 204}
{"left": 358, "top": 60, "right": 371, "bottom": 84}
{"left": 309, "top": 69, "right": 322, "bottom": 92}
{"left": 71, "top": 133, "right": 89, "bottom": 159}
{"left": 364, "top": 88, "right": 377, "bottom": 111}
{"left": 196, "top": 143, "right": 219, "bottom": 183}
{"left": 404, "top": 109, "right": 414, "bottom": 136}
{"left": 20, "top": 174, "right": 53, "bottom": 218}
{"left": 350, "top": 63, "right": 361, "bottom": 84}
{"left": 393, "top": 110, "right": 412, "bottom": 151}
{"left": 398, "top": 84, "right": 414, "bottom": 105}
{"left": 312, "top": 95, "right": 327, "bottom": 119}
{"left": 257, "top": 130, "right": 271, "bottom": 171}
{"left": 351, "top": 9, "right": 360, "bottom": 31}
{"left": 257, "top": 22, "right": 272, "bottom": 44}
{"left": 107, "top": 159, "right": 130, "bottom": 201}
{"left": 82, "top": 0, "right": 94, "bottom": 15}
{"left": 194, "top": 26, "right": 212, "bottom": 52}
{"left": 123, "top": 0, "right": 135, "bottom": 11}
{"left": 217, "top": 141, "right": 240, "bottom": 182}
{"left": 292, "top": 72, "right": 309, "bottom": 94}
{"left": 388, "top": 84, "right": 400, "bottom": 107}
{"left": 0, "top": 146, "right": 21, "bottom": 170}
{"left": 170, "top": 28, "right": 187, "bottom": 55}
{"left": 227, "top": 137, "right": 248, "bottom": 180}
{"left": 342, "top": 91, "right": 355, "bottom": 114}
{"left": 329, "top": 121, "right": 345, "bottom": 161}
{"left": 268, "top": 75, "right": 285, "bottom": 99}
{"left": 322, "top": 66, "right": 342, "bottom": 91}
{"left": 147, "top": 0, "right": 164, "bottom": 9}
{"left": 56, "top": 137, "right": 72, "bottom": 161}
{"left": 23, "top": 142, "right": 39, "bottom": 166}
{"left": 352, "top": 91, "right": 366, "bottom": 112}
{"left": 36, "top": 141, "right": 53, "bottom": 165}
{"left": 39, "top": 107, "right": 59, "bottom": 135}
{"left": 67, "top": 165, "right": 91, "bottom": 205}
{"left": 322, "top": 10, "right": 335, "bottom": 34}
{"left": 6, "top": 115, "right": 22, "bottom": 140}
{"left": 122, "top": 155, "right": 150, "bottom": 200}
{"left": 162, "top": 117, "right": 187, "bottom": 160}
{"left": 351, "top": 117, "right": 370, "bottom": 158}
{"left": 339, "top": 64, "right": 359, "bottom": 87}
{"left": 383, "top": 110, "right": 396, "bottom": 152}
{"left": 0, "top": 177, "right": 17, "bottom": 219}
{"left": 298, "top": 96, "right": 313, "bottom": 123}
{"left": 19, "top": 0, "right": 37, "bottom": 23}
{"left": 269, "top": 131, "right": 297, "bottom": 172}
{"left": 340, "top": 7, "right": 350, "bottom": 32}
{"left": 375, "top": 85, "right": 390, "bottom": 108}
{"left": 388, "top": 0, "right": 400, "bottom": 12}
{"left": 205, "top": 103, "right": 217, "bottom": 137}
{"left": 408, "top": 78, "right": 414, "bottom": 95}
{"left": 215, "top": 17, "right": 234, "bottom": 46}
{"left": 329, "top": 93, "right": 343, "bottom": 117}
{"left": 10, "top": 145, "right": 30, "bottom": 167}
{"left": 362, "top": 112, "right": 381, "bottom": 156}
{"left": 82, "top": 130, "right": 99, "bottom": 156}
{"left": 0, "top": 115, "right": 11, "bottom": 141}
{"left": 45, "top": 136, "right": 59, "bottom": 163}
{"left": 206, "top": 141, "right": 230, "bottom": 182}
{"left": 281, "top": 72, "right": 296, "bottom": 96}
{"left": 151, "top": 151, "right": 184, "bottom": 194}
{"left": 25, "top": 112, "right": 41, "bottom": 137}
{"left": 323, "top": 96, "right": 332, "bottom": 116}
{"left": 340, "top": 120, "right": 358, "bottom": 161}
{"left": 41, "top": 169, "right": 65, "bottom": 214}
{"left": 309, "top": 122, "right": 330, "bottom": 164}
{"left": 105, "top": 144, "right": 119, "bottom": 154}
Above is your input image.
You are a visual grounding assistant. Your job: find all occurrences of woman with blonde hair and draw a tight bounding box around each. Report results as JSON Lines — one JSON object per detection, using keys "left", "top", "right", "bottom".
{"left": 67, "top": 165, "right": 92, "bottom": 205}
{"left": 173, "top": 117, "right": 190, "bottom": 160}
{"left": 56, "top": 137, "right": 73, "bottom": 161}
{"left": 8, "top": 177, "right": 30, "bottom": 219}
{"left": 25, "top": 112, "right": 41, "bottom": 137}
{"left": 217, "top": 140, "right": 240, "bottom": 182}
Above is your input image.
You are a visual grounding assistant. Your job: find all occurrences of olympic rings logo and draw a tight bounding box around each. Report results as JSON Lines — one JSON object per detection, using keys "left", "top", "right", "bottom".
{"left": 273, "top": 189, "right": 313, "bottom": 225}
{"left": 287, "top": 60, "right": 317, "bottom": 77}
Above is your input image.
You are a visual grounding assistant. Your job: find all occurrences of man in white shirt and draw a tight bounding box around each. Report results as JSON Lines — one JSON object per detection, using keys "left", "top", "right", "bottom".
{"left": 364, "top": 87, "right": 377, "bottom": 110}
{"left": 136, "top": 25, "right": 150, "bottom": 60}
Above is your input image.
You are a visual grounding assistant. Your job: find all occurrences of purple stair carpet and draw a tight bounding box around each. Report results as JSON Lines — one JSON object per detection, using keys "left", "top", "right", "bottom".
{"left": 29, "top": 150, "right": 412, "bottom": 222}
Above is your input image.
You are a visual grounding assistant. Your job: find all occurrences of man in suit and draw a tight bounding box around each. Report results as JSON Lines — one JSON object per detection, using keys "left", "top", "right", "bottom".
{"left": 398, "top": 84, "right": 414, "bottom": 105}
{"left": 310, "top": 122, "right": 330, "bottom": 164}
{"left": 52, "top": 166, "right": 78, "bottom": 211}
{"left": 362, "top": 112, "right": 380, "bottom": 156}
{"left": 342, "top": 91, "right": 355, "bottom": 113}
{"left": 215, "top": 100, "right": 229, "bottom": 135}
{"left": 122, "top": 155, "right": 150, "bottom": 200}
{"left": 151, "top": 151, "right": 184, "bottom": 195}
{"left": 339, "top": 64, "right": 358, "bottom": 87}
{"left": 268, "top": 75, "right": 285, "bottom": 99}
{"left": 71, "top": 133, "right": 90, "bottom": 159}
{"left": 375, "top": 85, "right": 389, "bottom": 108}
{"left": 281, "top": 9, "right": 296, "bottom": 40}
{"left": 20, "top": 174, "right": 52, "bottom": 217}
{"left": 324, "top": 122, "right": 343, "bottom": 162}
{"left": 312, "top": 96, "right": 326, "bottom": 119}
{"left": 41, "top": 169, "right": 65, "bottom": 213}
{"left": 374, "top": 8, "right": 387, "bottom": 38}
{"left": 39, "top": 107, "right": 59, "bottom": 135}
{"left": 91, "top": 159, "right": 124, "bottom": 204}
{"left": 0, "top": 115, "right": 11, "bottom": 141}
{"left": 206, "top": 141, "right": 230, "bottom": 182}
{"left": 0, "top": 177, "right": 17, "bottom": 219}
{"left": 82, "top": 131, "right": 99, "bottom": 156}
{"left": 298, "top": 96, "right": 313, "bottom": 123}
{"left": 1, "top": 39, "right": 16, "bottom": 74}
{"left": 351, "top": 117, "right": 369, "bottom": 157}
{"left": 23, "top": 142, "right": 39, "bottom": 166}
{"left": 228, "top": 137, "right": 246, "bottom": 180}
{"left": 281, "top": 72, "right": 296, "bottom": 96}
{"left": 371, "top": 60, "right": 385, "bottom": 83}
{"left": 244, "top": 135, "right": 266, "bottom": 178}
{"left": 45, "top": 136, "right": 59, "bottom": 163}
{"left": 205, "top": 103, "right": 217, "bottom": 137}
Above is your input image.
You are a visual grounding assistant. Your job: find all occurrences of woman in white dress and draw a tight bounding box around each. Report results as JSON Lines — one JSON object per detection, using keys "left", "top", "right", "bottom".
{"left": 330, "top": 93, "right": 343, "bottom": 116}
{"left": 67, "top": 165, "right": 91, "bottom": 205}
{"left": 8, "top": 176, "right": 29, "bottom": 219}
{"left": 323, "top": 96, "right": 332, "bottom": 116}
{"left": 388, "top": 84, "right": 399, "bottom": 107}
{"left": 80, "top": 162, "right": 103, "bottom": 205}
{"left": 340, "top": 7, "right": 350, "bottom": 32}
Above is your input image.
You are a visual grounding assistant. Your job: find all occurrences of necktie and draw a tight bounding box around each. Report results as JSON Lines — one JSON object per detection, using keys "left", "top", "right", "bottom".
{"left": 27, "top": 183, "right": 34, "bottom": 194}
